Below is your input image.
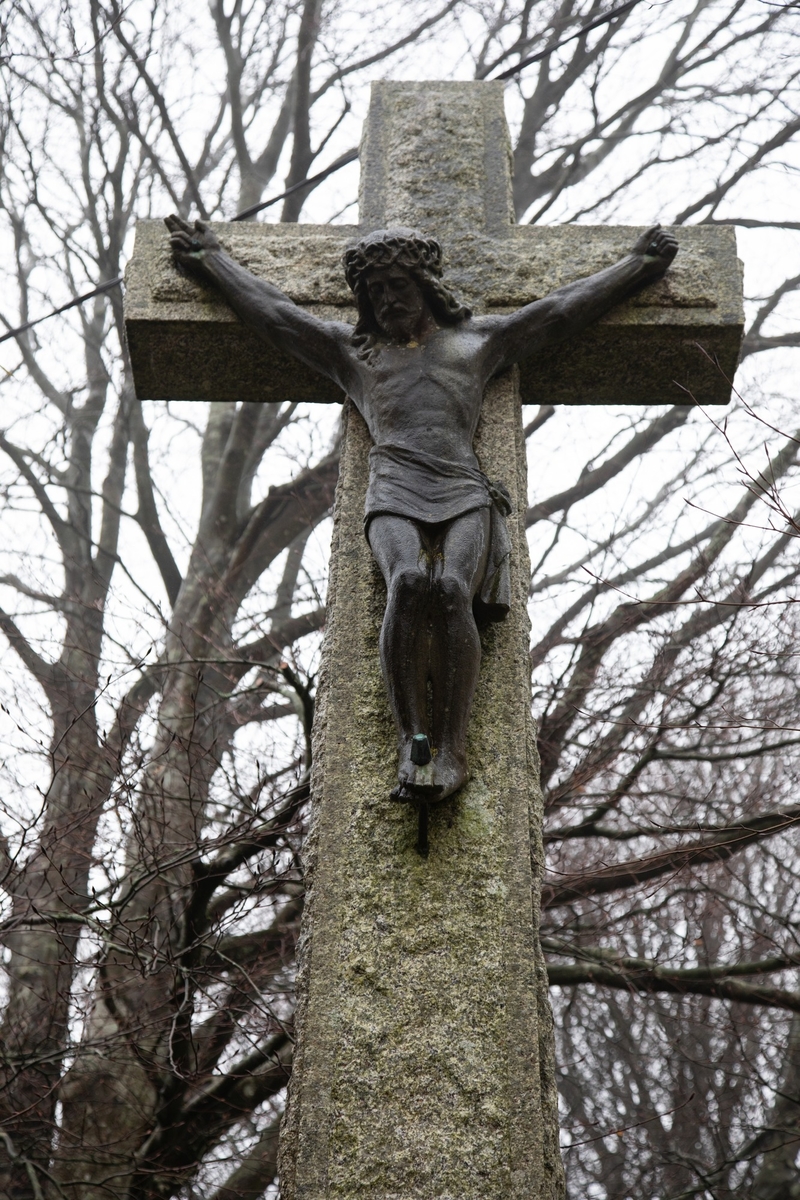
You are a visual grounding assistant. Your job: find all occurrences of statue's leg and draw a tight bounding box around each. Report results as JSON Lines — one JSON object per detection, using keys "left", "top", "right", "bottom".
{"left": 429, "top": 507, "right": 490, "bottom": 800}
{"left": 367, "top": 515, "right": 433, "bottom": 793}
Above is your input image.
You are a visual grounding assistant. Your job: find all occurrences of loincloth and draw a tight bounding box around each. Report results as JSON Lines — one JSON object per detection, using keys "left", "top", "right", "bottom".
{"left": 364, "top": 443, "right": 512, "bottom": 621}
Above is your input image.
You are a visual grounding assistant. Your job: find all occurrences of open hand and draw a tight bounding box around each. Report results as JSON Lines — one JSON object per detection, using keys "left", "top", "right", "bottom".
{"left": 631, "top": 224, "right": 678, "bottom": 274}
{"left": 165, "top": 215, "right": 221, "bottom": 270}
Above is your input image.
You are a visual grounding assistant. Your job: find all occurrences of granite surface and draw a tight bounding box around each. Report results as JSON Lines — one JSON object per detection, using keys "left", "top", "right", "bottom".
{"left": 279, "top": 81, "right": 565, "bottom": 1200}
{"left": 280, "top": 377, "right": 563, "bottom": 1200}
{"left": 125, "top": 220, "right": 742, "bottom": 406}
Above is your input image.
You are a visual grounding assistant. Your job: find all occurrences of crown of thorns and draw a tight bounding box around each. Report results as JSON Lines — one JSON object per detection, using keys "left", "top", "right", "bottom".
{"left": 342, "top": 228, "right": 443, "bottom": 291}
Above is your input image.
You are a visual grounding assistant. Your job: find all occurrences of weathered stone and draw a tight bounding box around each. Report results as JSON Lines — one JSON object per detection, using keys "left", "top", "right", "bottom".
{"left": 125, "top": 220, "right": 741, "bottom": 406}
{"left": 279, "top": 80, "right": 565, "bottom": 1200}
{"left": 124, "top": 223, "right": 350, "bottom": 404}
{"left": 280, "top": 379, "right": 562, "bottom": 1200}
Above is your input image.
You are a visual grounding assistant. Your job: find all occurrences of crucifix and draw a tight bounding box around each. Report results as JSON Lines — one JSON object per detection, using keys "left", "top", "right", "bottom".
{"left": 125, "top": 82, "right": 742, "bottom": 1200}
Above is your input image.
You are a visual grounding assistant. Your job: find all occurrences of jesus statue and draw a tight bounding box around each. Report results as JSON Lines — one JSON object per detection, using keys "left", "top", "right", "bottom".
{"left": 166, "top": 217, "right": 678, "bottom": 807}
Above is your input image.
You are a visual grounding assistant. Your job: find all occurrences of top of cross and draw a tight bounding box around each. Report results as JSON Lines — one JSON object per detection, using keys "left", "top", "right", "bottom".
{"left": 124, "top": 81, "right": 743, "bottom": 407}
{"left": 358, "top": 81, "right": 514, "bottom": 238}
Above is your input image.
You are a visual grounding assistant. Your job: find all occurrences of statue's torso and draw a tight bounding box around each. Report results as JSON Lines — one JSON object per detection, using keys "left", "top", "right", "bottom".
{"left": 344, "top": 322, "right": 494, "bottom": 466}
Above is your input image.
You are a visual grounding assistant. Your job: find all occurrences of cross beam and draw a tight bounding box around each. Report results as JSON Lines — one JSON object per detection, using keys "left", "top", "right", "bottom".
{"left": 124, "top": 81, "right": 744, "bottom": 1200}
{"left": 125, "top": 226, "right": 742, "bottom": 408}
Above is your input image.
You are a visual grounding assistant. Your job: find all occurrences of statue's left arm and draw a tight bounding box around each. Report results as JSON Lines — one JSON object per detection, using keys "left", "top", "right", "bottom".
{"left": 485, "top": 226, "right": 678, "bottom": 372}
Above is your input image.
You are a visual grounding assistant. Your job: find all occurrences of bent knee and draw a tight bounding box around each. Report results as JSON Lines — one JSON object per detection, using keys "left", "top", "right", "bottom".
{"left": 390, "top": 566, "right": 428, "bottom": 600}
{"left": 436, "top": 573, "right": 472, "bottom": 611}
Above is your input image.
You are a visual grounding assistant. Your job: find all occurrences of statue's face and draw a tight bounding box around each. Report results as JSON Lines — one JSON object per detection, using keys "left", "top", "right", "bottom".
{"left": 365, "top": 266, "right": 428, "bottom": 340}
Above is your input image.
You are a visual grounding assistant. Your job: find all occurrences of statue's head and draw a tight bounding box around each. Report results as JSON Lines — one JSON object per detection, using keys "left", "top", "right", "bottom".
{"left": 343, "top": 228, "right": 470, "bottom": 348}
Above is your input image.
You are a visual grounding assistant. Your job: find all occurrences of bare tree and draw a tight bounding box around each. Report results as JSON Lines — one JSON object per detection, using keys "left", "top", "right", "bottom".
{"left": 1, "top": 1, "right": 800, "bottom": 1197}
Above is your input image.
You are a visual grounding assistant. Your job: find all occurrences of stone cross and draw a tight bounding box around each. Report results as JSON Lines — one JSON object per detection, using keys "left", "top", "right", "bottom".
{"left": 125, "top": 82, "right": 743, "bottom": 1200}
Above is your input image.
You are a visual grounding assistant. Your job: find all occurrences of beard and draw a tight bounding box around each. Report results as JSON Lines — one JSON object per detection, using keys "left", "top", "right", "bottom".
{"left": 377, "top": 309, "right": 419, "bottom": 341}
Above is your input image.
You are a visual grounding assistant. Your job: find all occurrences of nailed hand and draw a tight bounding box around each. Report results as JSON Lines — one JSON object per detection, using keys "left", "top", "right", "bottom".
{"left": 631, "top": 224, "right": 678, "bottom": 272}
{"left": 165, "top": 215, "right": 221, "bottom": 269}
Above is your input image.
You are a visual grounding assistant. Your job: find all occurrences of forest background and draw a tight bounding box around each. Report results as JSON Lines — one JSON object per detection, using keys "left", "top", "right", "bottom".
{"left": 2, "top": 1, "right": 800, "bottom": 1197}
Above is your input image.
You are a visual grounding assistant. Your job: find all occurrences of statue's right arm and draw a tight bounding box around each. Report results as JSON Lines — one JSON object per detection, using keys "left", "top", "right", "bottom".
{"left": 166, "top": 216, "right": 355, "bottom": 390}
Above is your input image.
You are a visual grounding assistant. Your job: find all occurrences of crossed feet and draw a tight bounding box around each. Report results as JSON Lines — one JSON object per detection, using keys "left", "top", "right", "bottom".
{"left": 390, "top": 734, "right": 469, "bottom": 804}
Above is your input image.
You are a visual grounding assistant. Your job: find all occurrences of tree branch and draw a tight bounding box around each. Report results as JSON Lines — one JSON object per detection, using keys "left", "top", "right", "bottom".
{"left": 547, "top": 953, "right": 800, "bottom": 1013}
{"left": 225, "top": 451, "right": 339, "bottom": 601}
{"left": 207, "top": 1119, "right": 280, "bottom": 1200}
{"left": 526, "top": 406, "right": 691, "bottom": 527}
{"left": 536, "top": 429, "right": 800, "bottom": 785}
{"left": 542, "top": 803, "right": 800, "bottom": 907}
{"left": 130, "top": 403, "right": 183, "bottom": 607}
{"left": 675, "top": 111, "right": 800, "bottom": 223}
{"left": 0, "top": 603, "right": 57, "bottom": 690}
{"left": 106, "top": 0, "right": 208, "bottom": 217}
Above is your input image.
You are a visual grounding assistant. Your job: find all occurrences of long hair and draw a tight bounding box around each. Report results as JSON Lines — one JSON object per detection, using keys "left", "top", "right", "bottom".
{"left": 342, "top": 228, "right": 471, "bottom": 361}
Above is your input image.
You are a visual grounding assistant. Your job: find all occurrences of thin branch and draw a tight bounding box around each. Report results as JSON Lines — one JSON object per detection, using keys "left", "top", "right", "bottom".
{"left": 526, "top": 406, "right": 691, "bottom": 527}
{"left": 105, "top": 0, "right": 208, "bottom": 217}
{"left": 207, "top": 1119, "right": 280, "bottom": 1200}
{"left": 542, "top": 803, "right": 800, "bottom": 907}
{"left": 547, "top": 954, "right": 800, "bottom": 1013}
{"left": 130, "top": 402, "right": 182, "bottom": 605}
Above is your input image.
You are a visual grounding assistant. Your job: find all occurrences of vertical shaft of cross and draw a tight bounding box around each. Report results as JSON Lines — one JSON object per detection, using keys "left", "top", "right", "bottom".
{"left": 278, "top": 82, "right": 565, "bottom": 1200}
{"left": 358, "top": 81, "right": 515, "bottom": 239}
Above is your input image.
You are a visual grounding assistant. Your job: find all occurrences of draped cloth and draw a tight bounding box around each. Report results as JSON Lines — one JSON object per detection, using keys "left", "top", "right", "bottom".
{"left": 364, "top": 443, "right": 512, "bottom": 621}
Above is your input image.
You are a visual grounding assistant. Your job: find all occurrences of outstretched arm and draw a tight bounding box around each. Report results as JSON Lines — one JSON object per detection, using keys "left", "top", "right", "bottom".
{"left": 166, "top": 216, "right": 354, "bottom": 389}
{"left": 485, "top": 226, "right": 678, "bottom": 374}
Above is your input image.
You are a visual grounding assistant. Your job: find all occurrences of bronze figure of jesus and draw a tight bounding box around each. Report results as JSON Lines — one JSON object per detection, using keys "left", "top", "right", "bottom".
{"left": 166, "top": 218, "right": 677, "bottom": 807}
